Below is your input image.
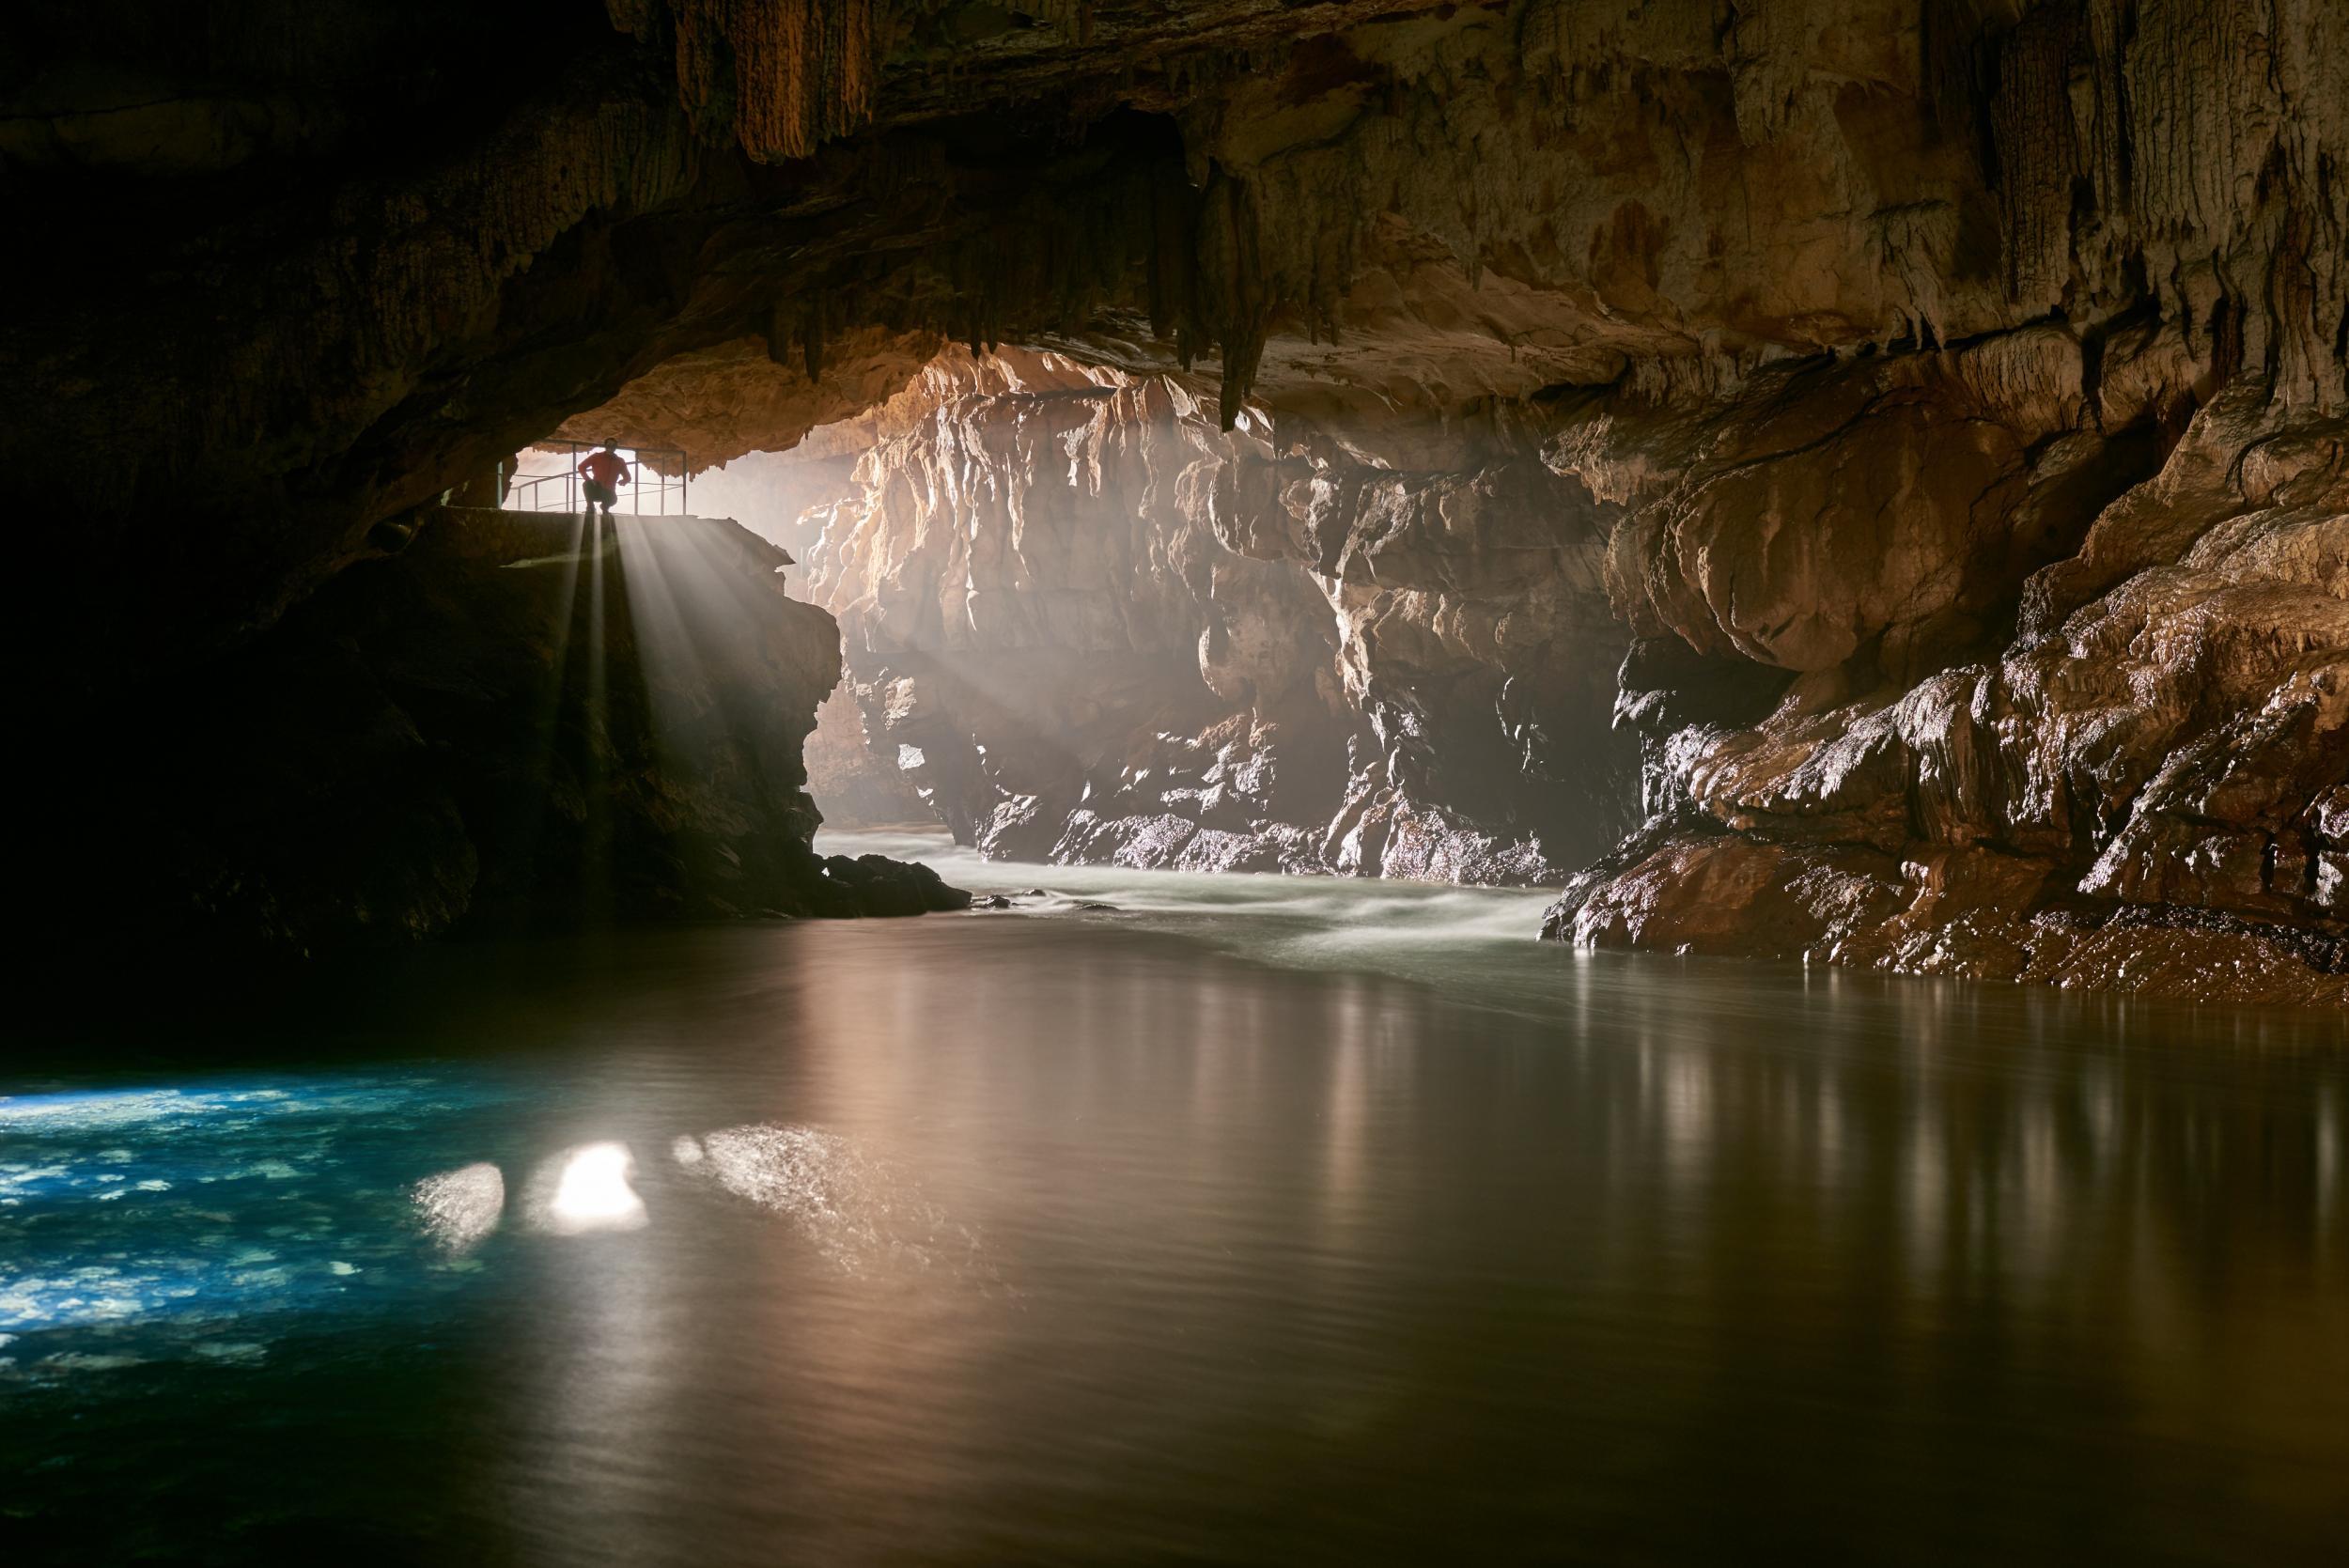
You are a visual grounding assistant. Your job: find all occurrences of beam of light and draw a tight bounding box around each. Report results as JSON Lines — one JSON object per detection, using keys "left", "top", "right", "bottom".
{"left": 529, "top": 1142, "right": 647, "bottom": 1235}
{"left": 613, "top": 513, "right": 807, "bottom": 828}
{"left": 612, "top": 510, "right": 708, "bottom": 753}
{"left": 582, "top": 505, "right": 615, "bottom": 918}
{"left": 539, "top": 508, "right": 588, "bottom": 688}
{"left": 411, "top": 1162, "right": 506, "bottom": 1252}
{"left": 506, "top": 508, "right": 589, "bottom": 882}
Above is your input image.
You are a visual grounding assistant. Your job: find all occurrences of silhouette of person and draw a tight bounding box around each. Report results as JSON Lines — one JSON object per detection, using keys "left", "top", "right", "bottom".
{"left": 577, "top": 442, "right": 631, "bottom": 530}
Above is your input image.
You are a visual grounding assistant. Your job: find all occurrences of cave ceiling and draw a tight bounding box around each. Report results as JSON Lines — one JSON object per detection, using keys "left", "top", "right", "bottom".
{"left": 15, "top": 0, "right": 2342, "bottom": 677}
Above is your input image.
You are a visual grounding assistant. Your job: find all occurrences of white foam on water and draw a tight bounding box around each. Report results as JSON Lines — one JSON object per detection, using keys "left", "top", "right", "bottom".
{"left": 38, "top": 1353, "right": 145, "bottom": 1373}
{"left": 1, "top": 1071, "right": 518, "bottom": 1348}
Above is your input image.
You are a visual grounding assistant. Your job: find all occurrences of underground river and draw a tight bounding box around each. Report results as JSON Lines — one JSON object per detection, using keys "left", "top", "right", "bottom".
{"left": 3, "top": 828, "right": 2344, "bottom": 1564}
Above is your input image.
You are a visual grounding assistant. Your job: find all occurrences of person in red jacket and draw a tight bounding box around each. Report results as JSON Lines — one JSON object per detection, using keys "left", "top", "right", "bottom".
{"left": 577, "top": 442, "right": 631, "bottom": 527}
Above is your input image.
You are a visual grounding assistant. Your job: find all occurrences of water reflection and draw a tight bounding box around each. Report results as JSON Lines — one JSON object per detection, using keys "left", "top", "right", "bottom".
{"left": 0, "top": 1074, "right": 513, "bottom": 1343}
{"left": 412, "top": 1162, "right": 506, "bottom": 1252}
{"left": 1, "top": 903, "right": 2343, "bottom": 1562}
{"left": 534, "top": 1142, "right": 648, "bottom": 1234}
{"left": 674, "top": 1125, "right": 992, "bottom": 1282}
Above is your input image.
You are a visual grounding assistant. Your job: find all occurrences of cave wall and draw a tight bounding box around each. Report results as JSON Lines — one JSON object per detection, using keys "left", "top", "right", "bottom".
{"left": 1545, "top": 369, "right": 2348, "bottom": 1007}
{"left": 561, "top": 0, "right": 2345, "bottom": 1001}
{"left": 786, "top": 349, "right": 1635, "bottom": 882}
{"left": 9, "top": 0, "right": 2344, "bottom": 998}
{"left": 47, "top": 508, "right": 962, "bottom": 966}
{"left": 39, "top": 0, "right": 2336, "bottom": 675}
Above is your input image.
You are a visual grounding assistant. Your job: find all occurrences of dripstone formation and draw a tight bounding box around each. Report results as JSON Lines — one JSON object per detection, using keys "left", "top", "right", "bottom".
{"left": 10, "top": 1, "right": 2343, "bottom": 1001}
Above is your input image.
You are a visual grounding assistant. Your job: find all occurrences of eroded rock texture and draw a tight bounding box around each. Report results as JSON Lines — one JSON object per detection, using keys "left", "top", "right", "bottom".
{"left": 779, "top": 349, "right": 1632, "bottom": 880}
{"left": 1547, "top": 376, "right": 2349, "bottom": 1006}
{"left": 11, "top": 0, "right": 2345, "bottom": 999}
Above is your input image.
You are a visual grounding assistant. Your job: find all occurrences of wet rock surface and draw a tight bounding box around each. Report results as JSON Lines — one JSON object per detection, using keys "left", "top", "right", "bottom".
{"left": 1545, "top": 386, "right": 2349, "bottom": 1006}
{"left": 721, "top": 332, "right": 2346, "bottom": 1001}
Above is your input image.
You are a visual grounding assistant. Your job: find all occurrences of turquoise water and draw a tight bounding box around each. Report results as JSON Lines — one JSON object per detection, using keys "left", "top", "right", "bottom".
{"left": 3, "top": 830, "right": 2343, "bottom": 1563}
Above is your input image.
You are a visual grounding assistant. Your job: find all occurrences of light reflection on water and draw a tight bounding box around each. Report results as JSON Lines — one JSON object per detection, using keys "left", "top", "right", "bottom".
{"left": 0, "top": 837, "right": 2343, "bottom": 1563}
{"left": 530, "top": 1141, "right": 649, "bottom": 1235}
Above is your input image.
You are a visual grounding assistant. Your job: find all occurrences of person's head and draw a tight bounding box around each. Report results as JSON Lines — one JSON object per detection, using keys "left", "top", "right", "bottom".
{"left": 597, "top": 442, "right": 617, "bottom": 454}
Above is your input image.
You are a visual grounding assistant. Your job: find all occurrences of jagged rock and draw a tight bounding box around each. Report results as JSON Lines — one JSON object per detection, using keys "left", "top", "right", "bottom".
{"left": 802, "top": 687, "right": 933, "bottom": 826}
{"left": 1546, "top": 391, "right": 2349, "bottom": 1003}
{"left": 555, "top": 329, "right": 946, "bottom": 470}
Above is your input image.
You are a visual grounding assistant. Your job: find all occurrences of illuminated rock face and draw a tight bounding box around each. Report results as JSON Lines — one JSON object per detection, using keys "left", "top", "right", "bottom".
{"left": 1545, "top": 382, "right": 2349, "bottom": 1005}
{"left": 786, "top": 330, "right": 2343, "bottom": 993}
{"left": 788, "top": 350, "right": 1633, "bottom": 883}
{"left": 13, "top": 1, "right": 2346, "bottom": 994}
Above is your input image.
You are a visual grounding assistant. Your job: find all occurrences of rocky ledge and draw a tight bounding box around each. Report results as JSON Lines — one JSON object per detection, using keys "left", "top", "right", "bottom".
{"left": 45, "top": 508, "right": 965, "bottom": 966}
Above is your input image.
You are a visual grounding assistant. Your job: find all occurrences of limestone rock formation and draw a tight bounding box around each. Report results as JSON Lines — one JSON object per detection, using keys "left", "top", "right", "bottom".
{"left": 779, "top": 349, "right": 1633, "bottom": 882}
{"left": 11, "top": 0, "right": 2345, "bottom": 1000}
{"left": 554, "top": 326, "right": 946, "bottom": 470}
{"left": 1546, "top": 384, "right": 2349, "bottom": 1005}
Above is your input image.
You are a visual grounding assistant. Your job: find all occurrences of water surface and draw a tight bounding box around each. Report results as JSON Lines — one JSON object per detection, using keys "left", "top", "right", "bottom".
{"left": 4, "top": 830, "right": 2343, "bottom": 1563}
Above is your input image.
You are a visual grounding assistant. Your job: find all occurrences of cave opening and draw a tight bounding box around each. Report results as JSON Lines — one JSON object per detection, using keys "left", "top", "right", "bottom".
{"left": 577, "top": 336, "right": 1644, "bottom": 885}
{"left": 498, "top": 442, "right": 692, "bottom": 518}
{"left": 12, "top": 0, "right": 2341, "bottom": 1003}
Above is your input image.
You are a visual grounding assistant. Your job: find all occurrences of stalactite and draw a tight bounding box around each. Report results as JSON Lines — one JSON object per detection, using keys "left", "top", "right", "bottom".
{"left": 1989, "top": 6, "right": 2084, "bottom": 312}
{"left": 1195, "top": 168, "right": 1270, "bottom": 427}
{"left": 643, "top": 0, "right": 880, "bottom": 163}
{"left": 14, "top": 0, "right": 2345, "bottom": 997}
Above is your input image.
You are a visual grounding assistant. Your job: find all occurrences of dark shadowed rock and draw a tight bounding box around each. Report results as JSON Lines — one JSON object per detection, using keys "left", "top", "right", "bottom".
{"left": 37, "top": 509, "right": 965, "bottom": 965}
{"left": 817, "top": 855, "right": 972, "bottom": 918}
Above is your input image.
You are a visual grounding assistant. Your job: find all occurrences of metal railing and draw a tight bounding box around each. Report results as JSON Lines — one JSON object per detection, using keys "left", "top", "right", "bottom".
{"left": 503, "top": 441, "right": 690, "bottom": 516}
